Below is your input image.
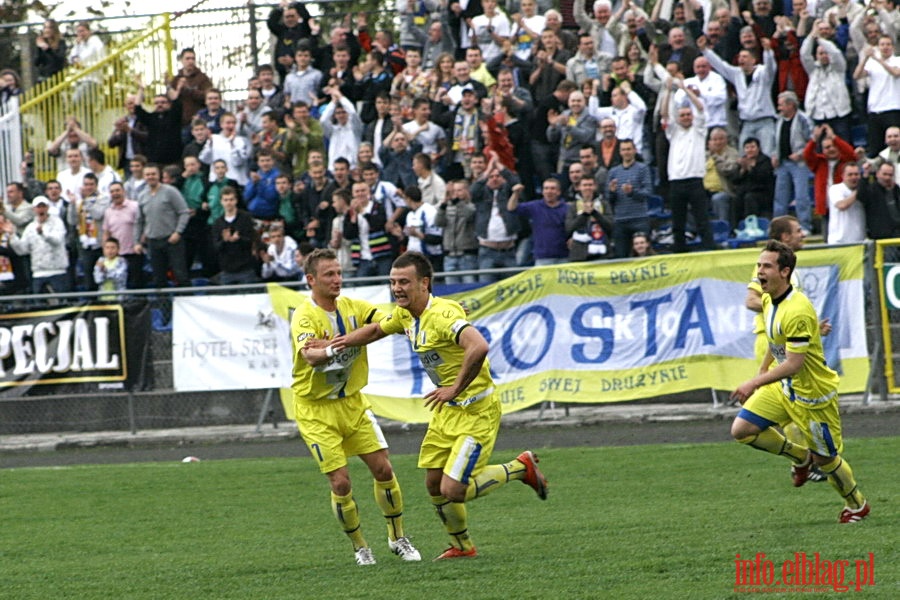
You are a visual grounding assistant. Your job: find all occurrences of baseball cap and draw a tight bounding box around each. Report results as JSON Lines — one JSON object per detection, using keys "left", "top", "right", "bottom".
{"left": 32, "top": 196, "right": 51, "bottom": 207}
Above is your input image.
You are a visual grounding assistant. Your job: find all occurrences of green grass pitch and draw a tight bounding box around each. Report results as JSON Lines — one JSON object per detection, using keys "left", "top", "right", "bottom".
{"left": 2, "top": 437, "right": 896, "bottom": 599}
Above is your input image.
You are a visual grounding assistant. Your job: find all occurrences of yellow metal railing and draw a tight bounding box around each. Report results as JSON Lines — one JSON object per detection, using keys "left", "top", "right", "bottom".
{"left": 20, "top": 14, "right": 174, "bottom": 181}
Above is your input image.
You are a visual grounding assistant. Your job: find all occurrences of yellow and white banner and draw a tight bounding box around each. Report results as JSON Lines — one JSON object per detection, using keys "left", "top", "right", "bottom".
{"left": 265, "top": 246, "right": 868, "bottom": 423}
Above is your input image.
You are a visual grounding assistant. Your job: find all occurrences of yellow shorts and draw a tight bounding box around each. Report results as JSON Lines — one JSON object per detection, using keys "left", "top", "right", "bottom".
{"left": 739, "top": 383, "right": 844, "bottom": 457}
{"left": 294, "top": 391, "right": 388, "bottom": 474}
{"left": 418, "top": 394, "right": 501, "bottom": 484}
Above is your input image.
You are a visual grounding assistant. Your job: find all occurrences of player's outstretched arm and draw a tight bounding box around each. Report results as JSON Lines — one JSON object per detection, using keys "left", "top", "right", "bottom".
{"left": 331, "top": 322, "right": 388, "bottom": 351}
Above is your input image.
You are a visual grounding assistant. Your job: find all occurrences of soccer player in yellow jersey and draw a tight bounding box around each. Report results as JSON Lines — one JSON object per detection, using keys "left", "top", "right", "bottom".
{"left": 331, "top": 251, "right": 549, "bottom": 560}
{"left": 730, "top": 241, "right": 869, "bottom": 523}
{"left": 291, "top": 248, "right": 421, "bottom": 565}
{"left": 743, "top": 215, "right": 830, "bottom": 484}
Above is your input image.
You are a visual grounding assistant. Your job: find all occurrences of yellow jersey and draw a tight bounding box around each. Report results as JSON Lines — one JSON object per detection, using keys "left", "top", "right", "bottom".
{"left": 380, "top": 295, "right": 495, "bottom": 408}
{"left": 290, "top": 295, "right": 385, "bottom": 404}
{"left": 762, "top": 286, "right": 840, "bottom": 407}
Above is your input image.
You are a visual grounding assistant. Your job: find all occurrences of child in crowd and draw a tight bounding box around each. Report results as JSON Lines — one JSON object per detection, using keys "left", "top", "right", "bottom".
{"left": 259, "top": 223, "right": 299, "bottom": 281}
{"left": 94, "top": 237, "right": 128, "bottom": 300}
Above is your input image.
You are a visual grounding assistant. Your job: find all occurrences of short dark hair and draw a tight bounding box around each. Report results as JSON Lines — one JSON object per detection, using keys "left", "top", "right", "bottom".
{"left": 87, "top": 148, "right": 105, "bottom": 165}
{"left": 83, "top": 172, "right": 98, "bottom": 183}
{"left": 413, "top": 152, "right": 432, "bottom": 170}
{"left": 179, "top": 47, "right": 195, "bottom": 58}
{"left": 105, "top": 236, "right": 120, "bottom": 247}
{"left": 392, "top": 251, "right": 433, "bottom": 284}
{"left": 743, "top": 137, "right": 761, "bottom": 148}
{"left": 763, "top": 239, "right": 796, "bottom": 278}
{"left": 220, "top": 185, "right": 238, "bottom": 198}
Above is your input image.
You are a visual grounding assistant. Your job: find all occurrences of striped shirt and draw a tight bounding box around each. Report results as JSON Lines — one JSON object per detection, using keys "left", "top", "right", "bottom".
{"left": 606, "top": 160, "right": 653, "bottom": 221}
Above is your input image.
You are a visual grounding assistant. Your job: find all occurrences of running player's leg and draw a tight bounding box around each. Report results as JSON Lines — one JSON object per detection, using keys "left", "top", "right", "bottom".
{"left": 732, "top": 383, "right": 809, "bottom": 464}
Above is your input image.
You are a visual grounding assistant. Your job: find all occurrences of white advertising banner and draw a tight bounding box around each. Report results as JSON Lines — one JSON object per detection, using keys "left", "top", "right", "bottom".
{"left": 172, "top": 294, "right": 294, "bottom": 391}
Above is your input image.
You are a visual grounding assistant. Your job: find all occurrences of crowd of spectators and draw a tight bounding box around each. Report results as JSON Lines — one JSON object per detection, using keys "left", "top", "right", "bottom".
{"left": 2, "top": 0, "right": 900, "bottom": 295}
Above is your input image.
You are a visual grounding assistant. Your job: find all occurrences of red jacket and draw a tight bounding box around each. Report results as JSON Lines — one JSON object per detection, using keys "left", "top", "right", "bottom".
{"left": 803, "top": 135, "right": 856, "bottom": 216}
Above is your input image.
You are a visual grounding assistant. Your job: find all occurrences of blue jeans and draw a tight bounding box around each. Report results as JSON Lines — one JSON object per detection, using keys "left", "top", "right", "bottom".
{"left": 443, "top": 253, "right": 478, "bottom": 283}
{"left": 477, "top": 246, "right": 517, "bottom": 282}
{"left": 740, "top": 117, "right": 776, "bottom": 158}
{"left": 355, "top": 256, "right": 392, "bottom": 278}
{"left": 710, "top": 192, "right": 734, "bottom": 227}
{"left": 33, "top": 273, "right": 71, "bottom": 295}
{"left": 774, "top": 160, "right": 812, "bottom": 231}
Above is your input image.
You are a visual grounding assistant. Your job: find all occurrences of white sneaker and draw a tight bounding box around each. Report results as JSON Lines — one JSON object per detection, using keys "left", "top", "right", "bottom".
{"left": 389, "top": 536, "right": 422, "bottom": 561}
{"left": 355, "top": 547, "right": 376, "bottom": 566}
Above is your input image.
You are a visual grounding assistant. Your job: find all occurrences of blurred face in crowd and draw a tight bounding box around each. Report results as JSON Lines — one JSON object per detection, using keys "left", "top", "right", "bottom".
{"left": 578, "top": 36, "right": 595, "bottom": 58}
{"left": 332, "top": 161, "right": 349, "bottom": 183}
{"left": 283, "top": 7, "right": 300, "bottom": 27}
{"left": 876, "top": 164, "right": 896, "bottom": 189}
{"left": 568, "top": 162, "right": 584, "bottom": 185}
{"left": 843, "top": 164, "right": 860, "bottom": 189}
{"left": 594, "top": 2, "right": 611, "bottom": 25}
{"left": 192, "top": 122, "right": 210, "bottom": 143}
{"left": 815, "top": 44, "right": 831, "bottom": 65}
{"left": 6, "top": 184, "right": 23, "bottom": 205}
{"left": 677, "top": 107, "right": 694, "bottom": 129}
{"left": 205, "top": 90, "right": 221, "bottom": 111}
{"left": 579, "top": 177, "right": 596, "bottom": 200}
{"left": 183, "top": 156, "right": 200, "bottom": 176}
{"left": 542, "top": 179, "right": 562, "bottom": 204}
{"left": 454, "top": 61, "right": 470, "bottom": 82}
{"left": 466, "top": 48, "right": 483, "bottom": 69}
{"left": 779, "top": 219, "right": 805, "bottom": 250}
{"left": 309, "top": 163, "right": 326, "bottom": 184}
{"left": 822, "top": 138, "right": 839, "bottom": 159}
{"left": 611, "top": 58, "right": 629, "bottom": 80}
{"left": 295, "top": 49, "right": 312, "bottom": 69}
{"left": 777, "top": 96, "right": 797, "bottom": 118}
{"left": 709, "top": 129, "right": 729, "bottom": 153}
{"left": 358, "top": 144, "right": 374, "bottom": 164}
{"left": 580, "top": 147, "right": 597, "bottom": 170}
{"left": 752, "top": 0, "right": 772, "bottom": 16}
{"left": 540, "top": 30, "right": 558, "bottom": 52}
{"left": 75, "top": 24, "right": 90, "bottom": 41}
{"left": 879, "top": 36, "right": 895, "bottom": 59}
{"left": 886, "top": 127, "right": 900, "bottom": 151}
{"left": 469, "top": 154, "right": 486, "bottom": 177}
{"left": 258, "top": 68, "right": 275, "bottom": 87}
{"left": 352, "top": 181, "right": 370, "bottom": 206}
{"left": 669, "top": 28, "right": 685, "bottom": 50}
{"left": 257, "top": 154, "right": 274, "bottom": 172}
{"left": 66, "top": 148, "right": 82, "bottom": 171}
{"left": 129, "top": 160, "right": 144, "bottom": 178}
{"left": 693, "top": 57, "right": 711, "bottom": 79}
{"left": 497, "top": 71, "right": 515, "bottom": 93}
{"left": 619, "top": 140, "right": 637, "bottom": 164}
{"left": 743, "top": 140, "right": 760, "bottom": 160}
{"left": 246, "top": 89, "right": 263, "bottom": 110}
{"left": 144, "top": 166, "right": 159, "bottom": 190}
{"left": 611, "top": 87, "right": 628, "bottom": 109}
{"left": 333, "top": 105, "right": 349, "bottom": 125}
{"left": 599, "top": 118, "right": 616, "bottom": 141}
{"left": 181, "top": 50, "right": 197, "bottom": 74}
{"left": 220, "top": 114, "right": 237, "bottom": 135}
{"left": 45, "top": 181, "right": 62, "bottom": 201}
{"left": 737, "top": 50, "right": 757, "bottom": 73}
{"left": 213, "top": 160, "right": 228, "bottom": 180}
{"left": 81, "top": 177, "right": 97, "bottom": 197}
{"left": 220, "top": 192, "right": 238, "bottom": 213}
{"left": 632, "top": 234, "right": 651, "bottom": 256}
{"left": 521, "top": 0, "right": 537, "bottom": 17}
{"left": 109, "top": 183, "right": 125, "bottom": 205}
{"left": 706, "top": 20, "right": 722, "bottom": 43}
{"left": 276, "top": 176, "right": 291, "bottom": 195}
{"left": 153, "top": 94, "right": 171, "bottom": 112}
{"left": 460, "top": 90, "right": 478, "bottom": 110}
{"left": 568, "top": 91, "right": 586, "bottom": 114}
